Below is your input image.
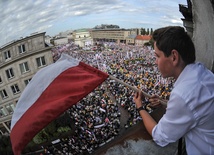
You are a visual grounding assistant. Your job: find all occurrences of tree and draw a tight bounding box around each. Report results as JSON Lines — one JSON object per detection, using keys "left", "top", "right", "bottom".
{"left": 55, "top": 112, "right": 72, "bottom": 128}
{"left": 146, "top": 28, "right": 150, "bottom": 35}
{"left": 44, "top": 121, "right": 57, "bottom": 137}
{"left": 33, "top": 129, "right": 48, "bottom": 144}
{"left": 0, "top": 134, "right": 13, "bottom": 154}
{"left": 150, "top": 28, "right": 154, "bottom": 35}
{"left": 141, "top": 28, "right": 146, "bottom": 35}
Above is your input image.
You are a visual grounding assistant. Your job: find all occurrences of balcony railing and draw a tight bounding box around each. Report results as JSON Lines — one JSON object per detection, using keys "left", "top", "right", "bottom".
{"left": 0, "top": 114, "right": 12, "bottom": 123}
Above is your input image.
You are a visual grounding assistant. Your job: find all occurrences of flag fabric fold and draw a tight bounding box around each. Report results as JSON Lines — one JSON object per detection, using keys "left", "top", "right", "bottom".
{"left": 10, "top": 53, "right": 109, "bottom": 155}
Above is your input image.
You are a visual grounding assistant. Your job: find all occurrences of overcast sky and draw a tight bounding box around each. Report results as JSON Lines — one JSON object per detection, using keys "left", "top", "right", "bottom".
{"left": 0, "top": 0, "right": 187, "bottom": 47}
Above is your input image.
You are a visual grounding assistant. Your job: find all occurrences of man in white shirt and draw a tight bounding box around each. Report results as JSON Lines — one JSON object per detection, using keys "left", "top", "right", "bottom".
{"left": 134, "top": 26, "right": 214, "bottom": 155}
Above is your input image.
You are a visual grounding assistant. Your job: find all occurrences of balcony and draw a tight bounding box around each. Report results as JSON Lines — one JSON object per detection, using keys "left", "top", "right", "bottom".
{"left": 0, "top": 114, "right": 12, "bottom": 123}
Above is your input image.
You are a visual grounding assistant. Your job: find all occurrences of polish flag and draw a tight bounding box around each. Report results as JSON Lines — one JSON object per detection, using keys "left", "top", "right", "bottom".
{"left": 10, "top": 53, "right": 109, "bottom": 155}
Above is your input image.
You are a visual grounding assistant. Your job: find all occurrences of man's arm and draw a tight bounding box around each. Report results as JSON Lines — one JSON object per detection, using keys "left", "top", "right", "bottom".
{"left": 138, "top": 109, "right": 157, "bottom": 135}
{"left": 134, "top": 91, "right": 157, "bottom": 136}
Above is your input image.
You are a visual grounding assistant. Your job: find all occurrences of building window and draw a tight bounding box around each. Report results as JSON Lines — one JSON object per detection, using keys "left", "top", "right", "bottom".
{"left": 18, "top": 44, "right": 26, "bottom": 54}
{"left": 11, "top": 84, "right": 20, "bottom": 94}
{"left": 0, "top": 89, "right": 8, "bottom": 99}
{"left": 36, "top": 56, "right": 46, "bottom": 67}
{"left": 24, "top": 78, "right": 31, "bottom": 86}
{"left": 4, "top": 50, "right": 11, "bottom": 60}
{"left": 0, "top": 107, "right": 8, "bottom": 117}
{"left": 0, "top": 76, "right": 2, "bottom": 83}
{"left": 6, "top": 103, "right": 15, "bottom": 114}
{"left": 20, "top": 62, "right": 30, "bottom": 74}
{"left": 5, "top": 68, "right": 14, "bottom": 79}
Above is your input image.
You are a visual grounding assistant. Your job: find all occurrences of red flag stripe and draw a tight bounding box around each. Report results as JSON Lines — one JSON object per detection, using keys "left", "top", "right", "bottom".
{"left": 10, "top": 55, "right": 108, "bottom": 155}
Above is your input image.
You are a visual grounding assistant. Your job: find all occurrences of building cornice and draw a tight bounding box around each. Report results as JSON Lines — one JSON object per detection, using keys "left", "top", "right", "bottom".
{"left": 0, "top": 32, "right": 46, "bottom": 50}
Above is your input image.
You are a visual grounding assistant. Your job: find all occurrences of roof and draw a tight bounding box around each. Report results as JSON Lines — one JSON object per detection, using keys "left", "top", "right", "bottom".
{"left": 75, "top": 29, "right": 89, "bottom": 32}
{"left": 127, "top": 34, "right": 137, "bottom": 39}
{"left": 135, "top": 35, "right": 152, "bottom": 40}
{"left": 0, "top": 32, "right": 46, "bottom": 50}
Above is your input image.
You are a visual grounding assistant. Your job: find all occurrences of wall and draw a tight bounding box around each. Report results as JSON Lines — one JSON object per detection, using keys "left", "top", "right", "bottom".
{"left": 192, "top": 0, "right": 214, "bottom": 71}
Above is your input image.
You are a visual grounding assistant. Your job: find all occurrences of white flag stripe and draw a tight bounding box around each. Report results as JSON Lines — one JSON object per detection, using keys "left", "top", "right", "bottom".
{"left": 11, "top": 54, "right": 80, "bottom": 129}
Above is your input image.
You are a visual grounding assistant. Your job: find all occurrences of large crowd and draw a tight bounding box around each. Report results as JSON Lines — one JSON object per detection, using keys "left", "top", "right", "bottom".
{"left": 42, "top": 41, "right": 174, "bottom": 155}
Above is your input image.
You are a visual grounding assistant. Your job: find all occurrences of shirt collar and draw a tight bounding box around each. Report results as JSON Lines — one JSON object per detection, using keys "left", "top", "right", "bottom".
{"left": 173, "top": 63, "right": 198, "bottom": 88}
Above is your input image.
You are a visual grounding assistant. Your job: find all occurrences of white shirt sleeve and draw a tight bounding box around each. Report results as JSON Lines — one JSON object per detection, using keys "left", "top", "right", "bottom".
{"left": 152, "top": 91, "right": 197, "bottom": 147}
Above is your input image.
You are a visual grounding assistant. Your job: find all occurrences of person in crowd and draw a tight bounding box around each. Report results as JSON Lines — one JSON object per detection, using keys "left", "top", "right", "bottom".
{"left": 133, "top": 26, "right": 214, "bottom": 155}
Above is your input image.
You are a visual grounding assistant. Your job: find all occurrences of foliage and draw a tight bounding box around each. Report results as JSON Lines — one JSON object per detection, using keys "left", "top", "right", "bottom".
{"left": 150, "top": 28, "right": 154, "bottom": 35}
{"left": 57, "top": 126, "right": 71, "bottom": 133}
{"left": 149, "top": 39, "right": 154, "bottom": 49}
{"left": 31, "top": 112, "right": 73, "bottom": 145}
{"left": 0, "top": 134, "right": 13, "bottom": 155}
{"left": 144, "top": 42, "right": 151, "bottom": 46}
{"left": 33, "top": 129, "right": 48, "bottom": 144}
{"left": 55, "top": 112, "right": 72, "bottom": 128}
{"left": 140, "top": 27, "right": 153, "bottom": 35}
{"left": 45, "top": 120, "right": 57, "bottom": 137}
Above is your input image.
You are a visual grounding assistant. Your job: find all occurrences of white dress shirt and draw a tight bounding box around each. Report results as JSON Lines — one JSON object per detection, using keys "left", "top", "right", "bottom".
{"left": 152, "top": 62, "right": 214, "bottom": 155}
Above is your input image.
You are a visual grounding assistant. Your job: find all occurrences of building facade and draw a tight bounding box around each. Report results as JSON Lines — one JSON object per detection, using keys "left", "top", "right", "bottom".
{"left": 91, "top": 28, "right": 136, "bottom": 44}
{"left": 126, "top": 34, "right": 137, "bottom": 45}
{"left": 135, "top": 35, "right": 152, "bottom": 46}
{"left": 73, "top": 29, "right": 93, "bottom": 47}
{"left": 54, "top": 37, "right": 69, "bottom": 45}
{"left": 0, "top": 32, "right": 53, "bottom": 134}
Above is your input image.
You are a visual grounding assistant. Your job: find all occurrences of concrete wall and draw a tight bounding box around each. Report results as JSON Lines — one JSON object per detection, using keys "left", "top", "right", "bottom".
{"left": 192, "top": 0, "right": 214, "bottom": 71}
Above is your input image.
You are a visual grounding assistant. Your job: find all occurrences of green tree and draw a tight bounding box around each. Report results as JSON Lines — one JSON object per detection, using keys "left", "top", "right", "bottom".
{"left": 141, "top": 28, "right": 146, "bottom": 35}
{"left": 150, "top": 28, "right": 154, "bottom": 35}
{"left": 33, "top": 129, "right": 48, "bottom": 144}
{"left": 146, "top": 28, "right": 150, "bottom": 35}
{"left": 144, "top": 42, "right": 151, "bottom": 46}
{"left": 57, "top": 126, "right": 71, "bottom": 133}
{"left": 55, "top": 112, "right": 72, "bottom": 128}
{"left": 0, "top": 134, "right": 13, "bottom": 154}
{"left": 44, "top": 121, "right": 57, "bottom": 138}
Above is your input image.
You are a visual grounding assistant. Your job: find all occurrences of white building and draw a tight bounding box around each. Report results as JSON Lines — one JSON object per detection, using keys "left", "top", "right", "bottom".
{"left": 0, "top": 32, "right": 53, "bottom": 134}
{"left": 54, "top": 37, "right": 69, "bottom": 45}
{"left": 73, "top": 29, "right": 93, "bottom": 47}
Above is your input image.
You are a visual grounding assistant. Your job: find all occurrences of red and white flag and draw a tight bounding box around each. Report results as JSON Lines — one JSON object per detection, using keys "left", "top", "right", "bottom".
{"left": 10, "top": 53, "right": 109, "bottom": 155}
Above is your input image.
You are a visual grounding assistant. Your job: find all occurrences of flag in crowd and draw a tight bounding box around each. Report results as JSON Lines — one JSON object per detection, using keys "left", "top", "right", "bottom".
{"left": 10, "top": 54, "right": 109, "bottom": 155}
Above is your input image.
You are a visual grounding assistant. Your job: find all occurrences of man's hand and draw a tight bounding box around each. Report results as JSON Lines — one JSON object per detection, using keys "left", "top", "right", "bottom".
{"left": 133, "top": 90, "right": 145, "bottom": 109}
{"left": 148, "top": 94, "right": 162, "bottom": 108}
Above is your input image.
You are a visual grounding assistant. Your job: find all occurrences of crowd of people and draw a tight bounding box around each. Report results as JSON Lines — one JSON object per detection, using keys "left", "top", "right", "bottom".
{"left": 42, "top": 41, "right": 174, "bottom": 154}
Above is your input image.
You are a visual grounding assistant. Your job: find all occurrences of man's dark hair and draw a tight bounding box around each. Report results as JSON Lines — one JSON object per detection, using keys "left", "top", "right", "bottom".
{"left": 152, "top": 26, "right": 195, "bottom": 65}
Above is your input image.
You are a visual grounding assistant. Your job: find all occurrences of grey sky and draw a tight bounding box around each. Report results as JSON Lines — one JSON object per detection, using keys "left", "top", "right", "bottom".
{"left": 0, "top": 0, "right": 186, "bottom": 47}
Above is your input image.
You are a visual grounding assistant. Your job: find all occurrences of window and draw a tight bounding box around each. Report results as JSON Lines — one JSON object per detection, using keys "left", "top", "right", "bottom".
{"left": 0, "top": 107, "right": 8, "bottom": 117}
{"left": 5, "top": 68, "right": 14, "bottom": 79}
{"left": 24, "top": 78, "right": 31, "bottom": 86}
{"left": 0, "top": 76, "right": 2, "bottom": 83}
{"left": 4, "top": 50, "right": 11, "bottom": 60}
{"left": 0, "top": 89, "right": 8, "bottom": 99}
{"left": 18, "top": 44, "right": 26, "bottom": 54}
{"left": 0, "top": 109, "right": 4, "bottom": 117}
{"left": 11, "top": 84, "right": 20, "bottom": 94}
{"left": 36, "top": 56, "right": 46, "bottom": 67}
{"left": 20, "top": 62, "right": 30, "bottom": 73}
{"left": 6, "top": 103, "right": 15, "bottom": 114}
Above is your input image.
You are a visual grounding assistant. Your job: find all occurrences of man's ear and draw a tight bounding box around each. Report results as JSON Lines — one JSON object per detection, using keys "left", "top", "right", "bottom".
{"left": 171, "top": 49, "right": 179, "bottom": 64}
